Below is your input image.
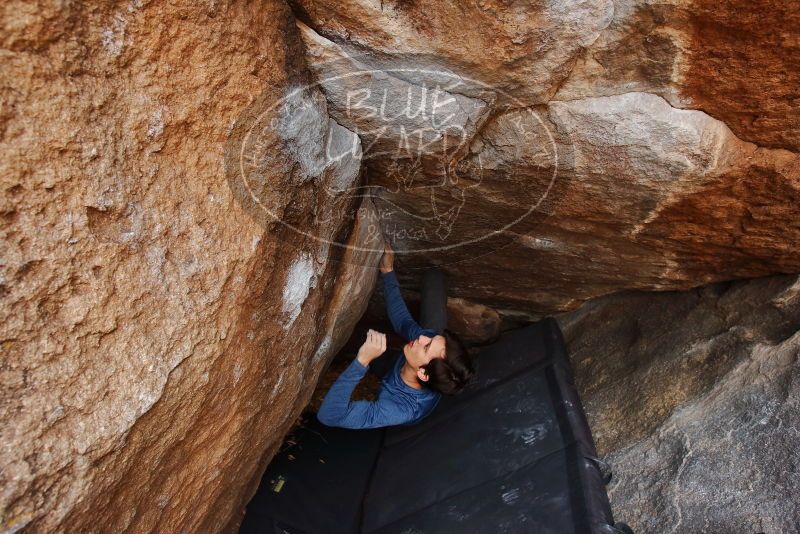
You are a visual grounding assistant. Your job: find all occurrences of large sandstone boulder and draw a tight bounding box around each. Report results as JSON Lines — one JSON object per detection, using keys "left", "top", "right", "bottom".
{"left": 294, "top": 0, "right": 800, "bottom": 315}
{"left": 555, "top": 0, "right": 800, "bottom": 152}
{"left": 292, "top": 0, "right": 614, "bottom": 105}
{"left": 1, "top": 1, "right": 380, "bottom": 531}
{"left": 3, "top": 0, "right": 800, "bottom": 532}
{"left": 558, "top": 274, "right": 800, "bottom": 532}
{"left": 294, "top": 0, "right": 800, "bottom": 151}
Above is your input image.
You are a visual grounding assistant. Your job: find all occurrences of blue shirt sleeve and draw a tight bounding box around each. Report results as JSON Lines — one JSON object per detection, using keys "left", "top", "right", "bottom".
{"left": 317, "top": 358, "right": 415, "bottom": 429}
{"left": 382, "top": 270, "right": 433, "bottom": 342}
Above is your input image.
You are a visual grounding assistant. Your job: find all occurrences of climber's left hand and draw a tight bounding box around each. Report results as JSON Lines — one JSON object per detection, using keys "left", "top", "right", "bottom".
{"left": 357, "top": 329, "right": 387, "bottom": 366}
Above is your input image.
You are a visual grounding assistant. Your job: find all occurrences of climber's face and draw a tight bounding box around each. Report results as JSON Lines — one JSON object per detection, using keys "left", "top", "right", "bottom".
{"left": 403, "top": 334, "right": 446, "bottom": 369}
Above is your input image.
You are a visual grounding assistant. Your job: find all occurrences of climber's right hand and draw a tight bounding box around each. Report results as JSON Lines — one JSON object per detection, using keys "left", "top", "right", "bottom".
{"left": 357, "top": 329, "right": 387, "bottom": 366}
{"left": 380, "top": 240, "right": 395, "bottom": 274}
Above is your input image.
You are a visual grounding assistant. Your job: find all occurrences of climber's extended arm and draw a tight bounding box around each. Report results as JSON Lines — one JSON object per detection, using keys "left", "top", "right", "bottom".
{"left": 379, "top": 241, "right": 427, "bottom": 341}
{"left": 382, "top": 270, "right": 426, "bottom": 342}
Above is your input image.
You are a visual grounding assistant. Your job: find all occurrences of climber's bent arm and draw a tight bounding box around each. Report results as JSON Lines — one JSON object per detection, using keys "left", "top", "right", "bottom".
{"left": 317, "top": 358, "right": 413, "bottom": 429}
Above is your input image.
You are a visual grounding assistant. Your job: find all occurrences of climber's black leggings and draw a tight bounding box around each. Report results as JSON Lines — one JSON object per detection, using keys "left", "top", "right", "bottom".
{"left": 368, "top": 267, "right": 448, "bottom": 379}
{"left": 419, "top": 267, "right": 448, "bottom": 334}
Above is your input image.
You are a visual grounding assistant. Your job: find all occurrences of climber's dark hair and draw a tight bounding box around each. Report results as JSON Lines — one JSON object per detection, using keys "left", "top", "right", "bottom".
{"left": 420, "top": 329, "right": 474, "bottom": 395}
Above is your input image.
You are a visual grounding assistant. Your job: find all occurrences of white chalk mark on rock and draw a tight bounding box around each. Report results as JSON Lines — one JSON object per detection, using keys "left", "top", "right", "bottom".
{"left": 312, "top": 334, "right": 333, "bottom": 367}
{"left": 101, "top": 15, "right": 127, "bottom": 57}
{"left": 147, "top": 108, "right": 165, "bottom": 139}
{"left": 282, "top": 253, "right": 316, "bottom": 330}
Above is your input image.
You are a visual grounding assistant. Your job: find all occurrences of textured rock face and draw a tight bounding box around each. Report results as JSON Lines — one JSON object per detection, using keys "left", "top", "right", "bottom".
{"left": 556, "top": 0, "right": 800, "bottom": 152}
{"left": 292, "top": 0, "right": 615, "bottom": 105}
{"left": 1, "top": 1, "right": 379, "bottom": 532}
{"left": 294, "top": 0, "right": 800, "bottom": 152}
{"left": 3, "top": 0, "right": 800, "bottom": 532}
{"left": 294, "top": 0, "right": 800, "bottom": 315}
{"left": 559, "top": 275, "right": 800, "bottom": 532}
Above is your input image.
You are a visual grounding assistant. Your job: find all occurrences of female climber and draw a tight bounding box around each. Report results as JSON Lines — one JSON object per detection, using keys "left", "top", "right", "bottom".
{"left": 317, "top": 241, "right": 474, "bottom": 429}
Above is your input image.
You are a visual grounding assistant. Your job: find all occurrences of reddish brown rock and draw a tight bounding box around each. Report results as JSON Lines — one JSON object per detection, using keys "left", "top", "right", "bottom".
{"left": 291, "top": 0, "right": 614, "bottom": 104}
{"left": 0, "top": 1, "right": 379, "bottom": 532}
{"left": 554, "top": 0, "right": 800, "bottom": 152}
{"left": 444, "top": 297, "right": 501, "bottom": 345}
{"left": 3, "top": 0, "right": 800, "bottom": 532}
{"left": 681, "top": 0, "right": 800, "bottom": 151}
{"left": 298, "top": 16, "right": 800, "bottom": 314}
{"left": 293, "top": 0, "right": 800, "bottom": 152}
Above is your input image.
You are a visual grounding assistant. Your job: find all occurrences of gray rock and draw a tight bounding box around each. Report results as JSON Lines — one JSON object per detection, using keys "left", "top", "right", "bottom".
{"left": 559, "top": 275, "right": 800, "bottom": 532}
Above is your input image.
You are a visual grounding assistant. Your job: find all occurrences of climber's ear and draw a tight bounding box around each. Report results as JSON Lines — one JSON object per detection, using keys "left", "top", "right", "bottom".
{"left": 417, "top": 367, "right": 430, "bottom": 382}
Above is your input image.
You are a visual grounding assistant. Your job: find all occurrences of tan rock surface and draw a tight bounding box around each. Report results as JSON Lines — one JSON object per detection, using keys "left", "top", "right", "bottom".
{"left": 1, "top": 1, "right": 379, "bottom": 532}
{"left": 291, "top": 0, "right": 614, "bottom": 104}
{"left": 555, "top": 0, "right": 800, "bottom": 152}
{"left": 297, "top": 19, "right": 800, "bottom": 315}
{"left": 3, "top": 0, "right": 800, "bottom": 531}
{"left": 294, "top": 0, "right": 800, "bottom": 151}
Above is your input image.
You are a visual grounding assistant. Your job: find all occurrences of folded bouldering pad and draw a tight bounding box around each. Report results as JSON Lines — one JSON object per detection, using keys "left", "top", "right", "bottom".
{"left": 241, "top": 318, "right": 626, "bottom": 533}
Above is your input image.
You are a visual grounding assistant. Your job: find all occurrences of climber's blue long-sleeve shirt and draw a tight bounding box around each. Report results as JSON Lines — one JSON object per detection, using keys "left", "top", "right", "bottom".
{"left": 317, "top": 270, "right": 441, "bottom": 429}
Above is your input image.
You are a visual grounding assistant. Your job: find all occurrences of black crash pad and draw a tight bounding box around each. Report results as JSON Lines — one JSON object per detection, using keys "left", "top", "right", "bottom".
{"left": 241, "top": 319, "right": 621, "bottom": 533}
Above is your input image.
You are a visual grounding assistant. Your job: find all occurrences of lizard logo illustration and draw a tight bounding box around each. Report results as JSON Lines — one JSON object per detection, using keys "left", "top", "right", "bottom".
{"left": 376, "top": 148, "right": 484, "bottom": 242}
{"left": 225, "top": 61, "right": 560, "bottom": 257}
